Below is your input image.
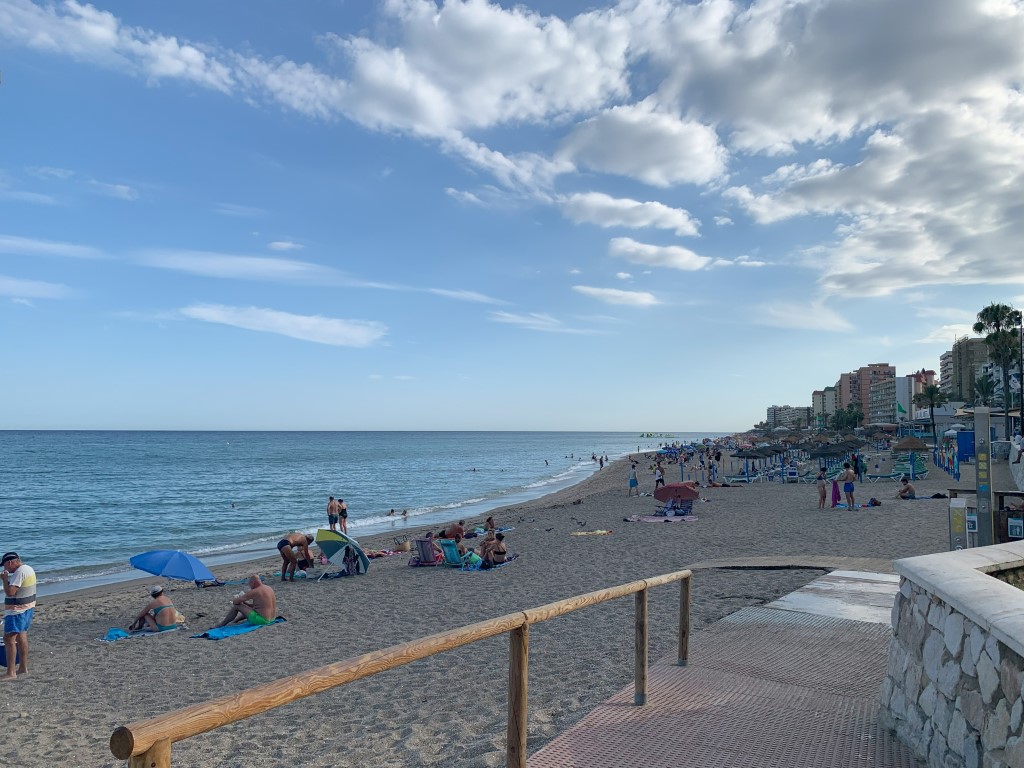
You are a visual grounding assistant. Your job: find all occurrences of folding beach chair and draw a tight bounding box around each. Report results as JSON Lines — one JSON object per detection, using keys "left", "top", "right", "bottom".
{"left": 408, "top": 538, "right": 443, "bottom": 567}
{"left": 436, "top": 539, "right": 465, "bottom": 568}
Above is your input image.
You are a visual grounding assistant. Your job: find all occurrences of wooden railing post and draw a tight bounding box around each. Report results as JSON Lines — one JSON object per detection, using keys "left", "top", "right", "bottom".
{"left": 507, "top": 623, "right": 529, "bottom": 768}
{"left": 128, "top": 738, "right": 171, "bottom": 768}
{"left": 634, "top": 586, "right": 648, "bottom": 705}
{"left": 678, "top": 576, "right": 690, "bottom": 666}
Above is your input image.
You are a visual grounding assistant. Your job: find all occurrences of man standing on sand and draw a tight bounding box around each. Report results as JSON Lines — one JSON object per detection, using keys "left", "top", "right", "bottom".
{"left": 327, "top": 496, "right": 339, "bottom": 532}
{"left": 838, "top": 463, "right": 857, "bottom": 509}
{"left": 2, "top": 552, "right": 35, "bottom": 680}
{"left": 627, "top": 464, "right": 639, "bottom": 496}
{"left": 654, "top": 464, "right": 665, "bottom": 490}
{"left": 214, "top": 574, "right": 277, "bottom": 628}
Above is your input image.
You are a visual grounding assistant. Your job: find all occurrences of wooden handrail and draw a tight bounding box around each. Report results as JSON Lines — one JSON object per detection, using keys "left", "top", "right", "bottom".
{"left": 111, "top": 568, "right": 692, "bottom": 767}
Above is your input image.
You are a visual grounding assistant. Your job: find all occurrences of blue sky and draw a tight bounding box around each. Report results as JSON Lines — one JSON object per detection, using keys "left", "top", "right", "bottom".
{"left": 2, "top": 0, "right": 1023, "bottom": 431}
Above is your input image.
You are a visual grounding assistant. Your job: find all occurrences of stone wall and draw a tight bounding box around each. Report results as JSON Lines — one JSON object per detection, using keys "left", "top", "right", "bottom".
{"left": 881, "top": 560, "right": 1024, "bottom": 768}
{"left": 881, "top": 578, "right": 1024, "bottom": 767}
{"left": 993, "top": 567, "right": 1024, "bottom": 591}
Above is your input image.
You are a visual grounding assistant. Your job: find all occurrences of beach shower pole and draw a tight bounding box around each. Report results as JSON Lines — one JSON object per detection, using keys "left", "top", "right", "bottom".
{"left": 635, "top": 588, "right": 649, "bottom": 705}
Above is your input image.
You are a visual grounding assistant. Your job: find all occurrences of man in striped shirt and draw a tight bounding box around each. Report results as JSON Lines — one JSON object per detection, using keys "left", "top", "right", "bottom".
{"left": 2, "top": 551, "right": 35, "bottom": 680}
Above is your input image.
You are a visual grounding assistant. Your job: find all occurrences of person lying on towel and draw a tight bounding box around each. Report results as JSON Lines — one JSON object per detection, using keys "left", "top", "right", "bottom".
{"left": 212, "top": 575, "right": 277, "bottom": 628}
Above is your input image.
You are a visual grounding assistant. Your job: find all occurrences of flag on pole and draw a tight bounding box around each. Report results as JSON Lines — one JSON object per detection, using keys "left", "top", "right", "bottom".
{"left": 897, "top": 402, "right": 907, "bottom": 414}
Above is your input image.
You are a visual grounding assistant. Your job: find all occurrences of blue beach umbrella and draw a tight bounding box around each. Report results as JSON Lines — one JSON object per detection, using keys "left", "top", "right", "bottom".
{"left": 129, "top": 549, "right": 216, "bottom": 583}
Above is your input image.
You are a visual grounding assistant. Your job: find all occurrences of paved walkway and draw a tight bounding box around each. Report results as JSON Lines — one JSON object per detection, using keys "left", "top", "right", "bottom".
{"left": 528, "top": 570, "right": 923, "bottom": 768}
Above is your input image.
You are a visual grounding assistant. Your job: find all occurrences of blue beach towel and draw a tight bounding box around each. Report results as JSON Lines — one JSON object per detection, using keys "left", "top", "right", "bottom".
{"left": 98, "top": 627, "right": 179, "bottom": 643}
{"left": 192, "top": 617, "right": 285, "bottom": 640}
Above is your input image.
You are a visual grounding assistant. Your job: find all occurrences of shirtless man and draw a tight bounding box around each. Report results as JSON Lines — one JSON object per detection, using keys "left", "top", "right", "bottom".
{"left": 276, "top": 533, "right": 314, "bottom": 582}
{"left": 327, "top": 496, "right": 339, "bottom": 532}
{"left": 214, "top": 574, "right": 277, "bottom": 627}
{"left": 838, "top": 463, "right": 857, "bottom": 509}
{"left": 898, "top": 479, "right": 918, "bottom": 500}
{"left": 443, "top": 520, "right": 466, "bottom": 539}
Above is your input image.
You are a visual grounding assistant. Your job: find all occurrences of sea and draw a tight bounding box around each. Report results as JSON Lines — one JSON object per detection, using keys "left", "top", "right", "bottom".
{"left": 0, "top": 431, "right": 721, "bottom": 595}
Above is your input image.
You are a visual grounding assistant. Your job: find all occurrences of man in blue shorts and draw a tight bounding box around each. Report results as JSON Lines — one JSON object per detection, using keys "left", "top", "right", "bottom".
{"left": 2, "top": 551, "right": 35, "bottom": 680}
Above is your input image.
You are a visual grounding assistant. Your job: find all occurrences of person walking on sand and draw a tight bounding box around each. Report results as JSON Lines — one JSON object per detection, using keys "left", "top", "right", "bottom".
{"left": 214, "top": 575, "right": 277, "bottom": 628}
{"left": 327, "top": 496, "right": 339, "bottom": 532}
{"left": 839, "top": 463, "right": 857, "bottom": 509}
{"left": 815, "top": 467, "right": 827, "bottom": 510}
{"left": 2, "top": 552, "right": 35, "bottom": 680}
{"left": 654, "top": 465, "right": 665, "bottom": 490}
{"left": 627, "top": 463, "right": 639, "bottom": 496}
{"left": 276, "top": 533, "right": 314, "bottom": 582}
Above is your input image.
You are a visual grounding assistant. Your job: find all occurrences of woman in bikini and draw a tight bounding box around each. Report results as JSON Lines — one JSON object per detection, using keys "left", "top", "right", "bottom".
{"left": 129, "top": 585, "right": 177, "bottom": 632}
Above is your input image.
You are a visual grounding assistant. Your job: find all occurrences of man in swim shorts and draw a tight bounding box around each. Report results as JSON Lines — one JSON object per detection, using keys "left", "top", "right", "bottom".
{"left": 214, "top": 574, "right": 277, "bottom": 628}
{"left": 129, "top": 584, "right": 178, "bottom": 632}
{"left": 627, "top": 463, "right": 639, "bottom": 496}
{"left": 838, "top": 463, "right": 857, "bottom": 509}
{"left": 327, "top": 496, "right": 339, "bottom": 532}
{"left": 2, "top": 551, "right": 35, "bottom": 680}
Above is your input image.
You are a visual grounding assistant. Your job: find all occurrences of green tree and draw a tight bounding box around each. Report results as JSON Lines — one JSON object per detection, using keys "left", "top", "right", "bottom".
{"left": 914, "top": 384, "right": 948, "bottom": 446}
{"left": 832, "top": 404, "right": 864, "bottom": 432}
{"left": 974, "top": 376, "right": 996, "bottom": 406}
{"left": 974, "top": 303, "right": 1022, "bottom": 438}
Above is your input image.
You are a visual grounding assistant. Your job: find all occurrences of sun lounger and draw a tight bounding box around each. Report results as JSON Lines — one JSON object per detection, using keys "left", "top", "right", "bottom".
{"left": 408, "top": 538, "right": 443, "bottom": 566}
{"left": 868, "top": 471, "right": 905, "bottom": 483}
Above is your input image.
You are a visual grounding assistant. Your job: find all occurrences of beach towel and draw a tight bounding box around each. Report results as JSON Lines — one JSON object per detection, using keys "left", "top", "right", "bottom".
{"left": 460, "top": 554, "right": 519, "bottom": 572}
{"left": 624, "top": 515, "right": 698, "bottom": 523}
{"left": 191, "top": 617, "right": 286, "bottom": 640}
{"left": 570, "top": 530, "right": 612, "bottom": 536}
{"left": 831, "top": 480, "right": 840, "bottom": 508}
{"left": 98, "top": 627, "right": 179, "bottom": 643}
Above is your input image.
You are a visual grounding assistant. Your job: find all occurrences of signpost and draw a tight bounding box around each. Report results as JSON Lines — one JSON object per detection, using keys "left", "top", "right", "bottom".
{"left": 975, "top": 407, "right": 994, "bottom": 547}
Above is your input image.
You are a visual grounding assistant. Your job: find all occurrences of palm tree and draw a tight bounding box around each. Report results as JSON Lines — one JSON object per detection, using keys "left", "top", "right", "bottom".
{"left": 914, "top": 384, "right": 948, "bottom": 447}
{"left": 974, "top": 303, "right": 1022, "bottom": 439}
{"left": 975, "top": 376, "right": 996, "bottom": 406}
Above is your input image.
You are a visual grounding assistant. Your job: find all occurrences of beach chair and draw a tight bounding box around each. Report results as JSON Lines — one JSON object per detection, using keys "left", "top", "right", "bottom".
{"left": 868, "top": 471, "right": 905, "bottom": 483}
{"left": 436, "top": 538, "right": 465, "bottom": 568}
{"left": 408, "top": 538, "right": 443, "bottom": 567}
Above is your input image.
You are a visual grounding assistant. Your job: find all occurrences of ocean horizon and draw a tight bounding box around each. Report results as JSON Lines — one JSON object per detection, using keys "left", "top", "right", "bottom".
{"left": 0, "top": 430, "right": 724, "bottom": 594}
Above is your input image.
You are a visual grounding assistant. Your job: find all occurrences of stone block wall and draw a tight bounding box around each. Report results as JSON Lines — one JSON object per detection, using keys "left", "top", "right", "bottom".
{"left": 881, "top": 577, "right": 1024, "bottom": 768}
{"left": 993, "top": 567, "right": 1024, "bottom": 591}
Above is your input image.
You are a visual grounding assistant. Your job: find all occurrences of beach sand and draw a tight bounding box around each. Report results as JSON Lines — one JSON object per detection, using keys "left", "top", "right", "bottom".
{"left": 2, "top": 452, "right": 960, "bottom": 767}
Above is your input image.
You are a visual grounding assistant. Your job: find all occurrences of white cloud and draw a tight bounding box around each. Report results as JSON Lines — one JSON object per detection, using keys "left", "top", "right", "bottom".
{"left": 445, "top": 188, "right": 484, "bottom": 206}
{"left": 568, "top": 268, "right": 581, "bottom": 275}
{"left": 753, "top": 301, "right": 853, "bottom": 332}
{"left": 615, "top": 272, "right": 631, "bottom": 280}
{"left": 560, "top": 192, "right": 699, "bottom": 236}
{"left": 89, "top": 180, "right": 138, "bottom": 200}
{"left": 213, "top": 202, "right": 266, "bottom": 217}
{"left": 267, "top": 241, "right": 303, "bottom": 251}
{"left": 608, "top": 237, "right": 711, "bottom": 271}
{"left": 181, "top": 304, "right": 386, "bottom": 347}
{"left": 572, "top": 285, "right": 659, "bottom": 306}
{"left": 0, "top": 274, "right": 70, "bottom": 299}
{"left": 916, "top": 324, "right": 976, "bottom": 345}
{"left": 0, "top": 234, "right": 104, "bottom": 259}
{"left": 27, "top": 166, "right": 74, "bottom": 179}
{"left": 426, "top": 288, "right": 506, "bottom": 305}
{"left": 393, "top": 375, "right": 416, "bottom": 381}
{"left": 714, "top": 216, "right": 733, "bottom": 227}
{"left": 489, "top": 310, "right": 596, "bottom": 334}
{"left": 139, "top": 249, "right": 344, "bottom": 284}
{"left": 558, "top": 104, "right": 726, "bottom": 187}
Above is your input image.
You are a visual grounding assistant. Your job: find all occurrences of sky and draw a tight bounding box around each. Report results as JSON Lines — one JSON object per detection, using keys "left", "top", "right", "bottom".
{"left": 1, "top": 0, "right": 1023, "bottom": 431}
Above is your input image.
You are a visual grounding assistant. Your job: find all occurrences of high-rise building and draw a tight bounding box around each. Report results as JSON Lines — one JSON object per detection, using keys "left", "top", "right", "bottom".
{"left": 812, "top": 387, "right": 838, "bottom": 429}
{"left": 766, "top": 405, "right": 814, "bottom": 430}
{"left": 868, "top": 374, "right": 898, "bottom": 425}
{"left": 837, "top": 372, "right": 857, "bottom": 410}
{"left": 951, "top": 337, "right": 989, "bottom": 403}
{"left": 939, "top": 351, "right": 953, "bottom": 397}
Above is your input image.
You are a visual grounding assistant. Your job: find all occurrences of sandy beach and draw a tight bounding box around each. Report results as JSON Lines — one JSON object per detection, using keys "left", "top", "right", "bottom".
{"left": 2, "top": 451, "right": 960, "bottom": 767}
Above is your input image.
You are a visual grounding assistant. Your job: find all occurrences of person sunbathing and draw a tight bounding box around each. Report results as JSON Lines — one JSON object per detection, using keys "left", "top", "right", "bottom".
{"left": 442, "top": 520, "right": 466, "bottom": 539}
{"left": 476, "top": 530, "right": 497, "bottom": 560}
{"left": 453, "top": 534, "right": 468, "bottom": 557}
{"left": 898, "top": 479, "right": 917, "bottom": 499}
{"left": 488, "top": 533, "right": 508, "bottom": 566}
{"left": 214, "top": 575, "right": 277, "bottom": 628}
{"left": 129, "top": 585, "right": 177, "bottom": 632}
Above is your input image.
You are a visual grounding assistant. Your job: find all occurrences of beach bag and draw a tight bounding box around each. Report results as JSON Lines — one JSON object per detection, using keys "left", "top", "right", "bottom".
{"left": 394, "top": 537, "right": 412, "bottom": 552}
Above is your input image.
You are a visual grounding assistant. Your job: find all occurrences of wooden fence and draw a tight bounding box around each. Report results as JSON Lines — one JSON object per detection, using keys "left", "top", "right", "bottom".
{"left": 110, "top": 569, "right": 692, "bottom": 767}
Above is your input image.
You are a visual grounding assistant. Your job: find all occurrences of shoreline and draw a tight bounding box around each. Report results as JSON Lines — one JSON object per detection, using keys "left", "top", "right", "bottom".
{"left": 37, "top": 453, "right": 634, "bottom": 601}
